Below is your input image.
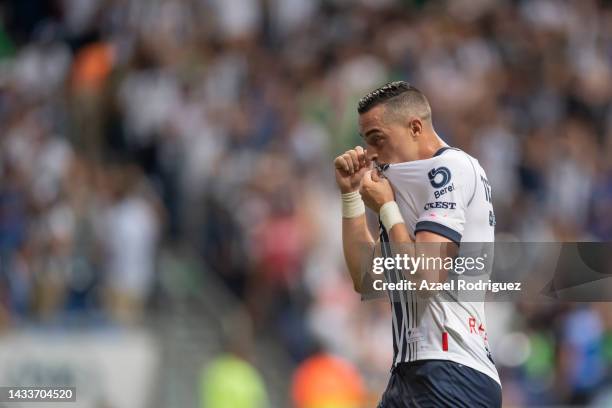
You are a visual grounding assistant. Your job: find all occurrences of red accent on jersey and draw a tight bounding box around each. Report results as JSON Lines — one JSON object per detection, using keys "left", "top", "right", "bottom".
{"left": 469, "top": 317, "right": 477, "bottom": 333}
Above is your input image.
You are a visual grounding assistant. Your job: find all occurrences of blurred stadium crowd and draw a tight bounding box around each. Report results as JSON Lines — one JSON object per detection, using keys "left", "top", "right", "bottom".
{"left": 0, "top": 0, "right": 612, "bottom": 406}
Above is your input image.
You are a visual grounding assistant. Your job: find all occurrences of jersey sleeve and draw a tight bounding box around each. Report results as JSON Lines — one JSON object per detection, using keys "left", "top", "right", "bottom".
{"left": 414, "top": 153, "right": 475, "bottom": 244}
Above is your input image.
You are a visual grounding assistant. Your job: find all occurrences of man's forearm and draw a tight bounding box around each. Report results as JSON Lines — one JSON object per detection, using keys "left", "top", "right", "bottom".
{"left": 340, "top": 190, "right": 375, "bottom": 293}
{"left": 382, "top": 202, "right": 449, "bottom": 287}
{"left": 342, "top": 214, "right": 375, "bottom": 292}
{"left": 388, "top": 221, "right": 414, "bottom": 244}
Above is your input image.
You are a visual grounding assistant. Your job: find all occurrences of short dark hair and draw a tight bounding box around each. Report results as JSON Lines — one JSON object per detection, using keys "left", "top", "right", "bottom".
{"left": 357, "top": 81, "right": 431, "bottom": 122}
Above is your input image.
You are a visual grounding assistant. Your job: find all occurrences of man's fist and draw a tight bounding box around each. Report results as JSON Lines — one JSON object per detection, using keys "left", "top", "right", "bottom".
{"left": 360, "top": 169, "right": 394, "bottom": 213}
{"left": 334, "top": 146, "right": 370, "bottom": 193}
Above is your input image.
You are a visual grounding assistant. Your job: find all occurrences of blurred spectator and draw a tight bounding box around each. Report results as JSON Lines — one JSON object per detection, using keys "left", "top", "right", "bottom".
{"left": 291, "top": 353, "right": 365, "bottom": 408}
{"left": 199, "top": 353, "right": 269, "bottom": 408}
{"left": 100, "top": 161, "right": 160, "bottom": 324}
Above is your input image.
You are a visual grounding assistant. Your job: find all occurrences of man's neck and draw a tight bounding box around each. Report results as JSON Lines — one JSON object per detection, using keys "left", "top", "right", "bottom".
{"left": 418, "top": 133, "right": 447, "bottom": 160}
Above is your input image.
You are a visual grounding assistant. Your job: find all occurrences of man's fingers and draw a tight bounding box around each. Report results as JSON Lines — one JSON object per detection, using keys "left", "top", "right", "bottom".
{"left": 359, "top": 170, "right": 372, "bottom": 197}
{"left": 334, "top": 156, "right": 350, "bottom": 172}
{"left": 364, "top": 151, "right": 372, "bottom": 168}
{"left": 347, "top": 150, "right": 360, "bottom": 171}
{"left": 335, "top": 147, "right": 371, "bottom": 175}
{"left": 354, "top": 146, "right": 366, "bottom": 167}
{"left": 336, "top": 153, "right": 354, "bottom": 174}
{"left": 343, "top": 153, "right": 355, "bottom": 174}
{"left": 371, "top": 168, "right": 380, "bottom": 182}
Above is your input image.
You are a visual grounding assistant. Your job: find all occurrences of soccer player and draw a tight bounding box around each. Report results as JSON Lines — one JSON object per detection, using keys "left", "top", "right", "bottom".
{"left": 334, "top": 81, "right": 501, "bottom": 407}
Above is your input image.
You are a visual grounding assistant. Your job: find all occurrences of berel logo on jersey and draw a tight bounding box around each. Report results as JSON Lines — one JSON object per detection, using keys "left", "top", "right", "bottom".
{"left": 428, "top": 167, "right": 451, "bottom": 188}
{"left": 433, "top": 183, "right": 455, "bottom": 199}
{"left": 424, "top": 201, "right": 457, "bottom": 210}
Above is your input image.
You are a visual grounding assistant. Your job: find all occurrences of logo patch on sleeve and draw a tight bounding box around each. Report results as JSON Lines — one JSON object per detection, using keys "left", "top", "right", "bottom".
{"left": 428, "top": 167, "right": 452, "bottom": 188}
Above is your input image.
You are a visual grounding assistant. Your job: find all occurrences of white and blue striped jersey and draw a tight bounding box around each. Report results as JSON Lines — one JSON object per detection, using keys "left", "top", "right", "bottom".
{"left": 367, "top": 147, "right": 500, "bottom": 385}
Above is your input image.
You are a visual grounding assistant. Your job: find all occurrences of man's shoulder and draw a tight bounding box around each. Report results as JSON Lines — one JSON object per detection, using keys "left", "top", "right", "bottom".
{"left": 432, "top": 148, "right": 475, "bottom": 166}
{"left": 385, "top": 148, "right": 481, "bottom": 195}
{"left": 428, "top": 148, "right": 478, "bottom": 184}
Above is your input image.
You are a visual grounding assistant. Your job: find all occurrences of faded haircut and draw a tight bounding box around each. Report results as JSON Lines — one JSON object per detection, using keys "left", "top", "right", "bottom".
{"left": 358, "top": 81, "right": 431, "bottom": 123}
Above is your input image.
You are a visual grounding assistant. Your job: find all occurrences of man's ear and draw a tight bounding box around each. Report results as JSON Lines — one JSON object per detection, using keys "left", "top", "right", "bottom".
{"left": 409, "top": 118, "right": 422, "bottom": 138}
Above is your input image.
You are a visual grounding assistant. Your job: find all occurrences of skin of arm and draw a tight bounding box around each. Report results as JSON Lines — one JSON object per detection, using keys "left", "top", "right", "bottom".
{"left": 389, "top": 225, "right": 453, "bottom": 290}
{"left": 342, "top": 214, "right": 375, "bottom": 293}
{"left": 334, "top": 146, "right": 376, "bottom": 293}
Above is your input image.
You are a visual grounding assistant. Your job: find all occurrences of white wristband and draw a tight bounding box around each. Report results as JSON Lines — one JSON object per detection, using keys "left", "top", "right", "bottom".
{"left": 341, "top": 191, "right": 365, "bottom": 218}
{"left": 380, "top": 201, "right": 404, "bottom": 231}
